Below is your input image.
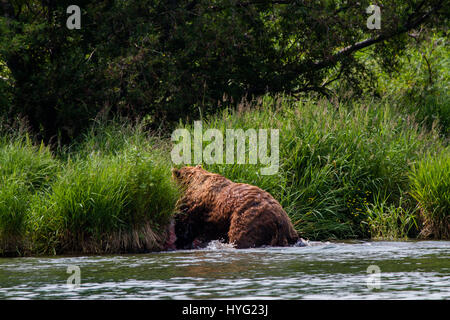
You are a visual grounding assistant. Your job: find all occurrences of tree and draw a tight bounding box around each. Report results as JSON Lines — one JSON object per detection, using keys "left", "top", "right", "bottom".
{"left": 0, "top": 0, "right": 447, "bottom": 142}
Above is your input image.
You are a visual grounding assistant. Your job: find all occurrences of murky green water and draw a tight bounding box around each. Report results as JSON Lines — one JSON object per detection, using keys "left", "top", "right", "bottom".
{"left": 0, "top": 241, "right": 449, "bottom": 299}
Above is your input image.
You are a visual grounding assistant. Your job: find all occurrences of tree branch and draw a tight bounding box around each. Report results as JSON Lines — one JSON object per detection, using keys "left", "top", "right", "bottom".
{"left": 309, "top": 2, "right": 443, "bottom": 72}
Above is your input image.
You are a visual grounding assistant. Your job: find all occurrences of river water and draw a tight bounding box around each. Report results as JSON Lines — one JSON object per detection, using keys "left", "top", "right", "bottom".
{"left": 0, "top": 240, "right": 448, "bottom": 299}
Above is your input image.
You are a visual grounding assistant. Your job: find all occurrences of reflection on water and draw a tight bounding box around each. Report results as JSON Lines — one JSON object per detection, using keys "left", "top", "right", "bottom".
{"left": 0, "top": 241, "right": 449, "bottom": 299}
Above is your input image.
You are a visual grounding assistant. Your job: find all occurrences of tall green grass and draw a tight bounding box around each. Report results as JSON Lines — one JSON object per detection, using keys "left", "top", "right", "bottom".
{"left": 32, "top": 121, "right": 179, "bottom": 255}
{"left": 0, "top": 95, "right": 448, "bottom": 255}
{"left": 31, "top": 151, "right": 178, "bottom": 254}
{"left": 181, "top": 95, "right": 445, "bottom": 239}
{"left": 409, "top": 147, "right": 450, "bottom": 239}
{"left": 364, "top": 196, "right": 418, "bottom": 240}
{"left": 0, "top": 134, "right": 58, "bottom": 255}
{"left": 0, "top": 177, "right": 31, "bottom": 254}
{"left": 1, "top": 120, "right": 179, "bottom": 255}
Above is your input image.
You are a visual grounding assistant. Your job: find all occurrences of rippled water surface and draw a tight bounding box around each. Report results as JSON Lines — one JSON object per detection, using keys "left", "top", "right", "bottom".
{"left": 0, "top": 241, "right": 449, "bottom": 299}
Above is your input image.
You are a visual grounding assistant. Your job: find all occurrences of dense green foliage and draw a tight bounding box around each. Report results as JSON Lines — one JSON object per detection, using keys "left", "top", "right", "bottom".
{"left": 0, "top": 0, "right": 447, "bottom": 141}
{"left": 410, "top": 148, "right": 450, "bottom": 239}
{"left": 0, "top": 122, "right": 179, "bottom": 255}
{"left": 186, "top": 95, "right": 445, "bottom": 239}
{"left": 0, "top": 1, "right": 448, "bottom": 256}
{"left": 364, "top": 197, "right": 418, "bottom": 240}
{"left": 373, "top": 32, "right": 450, "bottom": 136}
{"left": 0, "top": 92, "right": 448, "bottom": 256}
{"left": 0, "top": 132, "right": 58, "bottom": 253}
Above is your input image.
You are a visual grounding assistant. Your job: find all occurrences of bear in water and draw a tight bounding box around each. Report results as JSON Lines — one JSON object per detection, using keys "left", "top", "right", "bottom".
{"left": 170, "top": 165, "right": 298, "bottom": 249}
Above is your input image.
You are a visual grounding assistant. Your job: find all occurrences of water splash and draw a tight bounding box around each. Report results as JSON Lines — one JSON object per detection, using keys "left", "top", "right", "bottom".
{"left": 205, "top": 240, "right": 236, "bottom": 250}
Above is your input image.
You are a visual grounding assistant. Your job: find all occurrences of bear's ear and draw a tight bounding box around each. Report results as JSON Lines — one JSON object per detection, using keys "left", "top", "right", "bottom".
{"left": 172, "top": 168, "right": 180, "bottom": 178}
{"left": 195, "top": 164, "right": 202, "bottom": 169}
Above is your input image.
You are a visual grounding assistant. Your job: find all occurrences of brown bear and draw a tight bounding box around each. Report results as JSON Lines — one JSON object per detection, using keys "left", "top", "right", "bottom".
{"left": 171, "top": 165, "right": 298, "bottom": 249}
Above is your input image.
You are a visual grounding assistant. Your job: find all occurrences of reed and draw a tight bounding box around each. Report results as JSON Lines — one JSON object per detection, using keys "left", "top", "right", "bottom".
{"left": 0, "top": 134, "right": 58, "bottom": 255}
{"left": 409, "top": 148, "right": 450, "bottom": 239}
{"left": 0, "top": 95, "right": 447, "bottom": 255}
{"left": 188, "top": 95, "right": 444, "bottom": 239}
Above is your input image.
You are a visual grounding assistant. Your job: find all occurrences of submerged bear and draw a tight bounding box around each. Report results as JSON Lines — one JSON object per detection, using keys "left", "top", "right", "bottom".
{"left": 168, "top": 165, "right": 299, "bottom": 249}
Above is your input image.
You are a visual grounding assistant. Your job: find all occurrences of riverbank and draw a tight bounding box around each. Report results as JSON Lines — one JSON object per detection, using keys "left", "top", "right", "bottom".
{"left": 0, "top": 95, "right": 448, "bottom": 256}
{"left": 0, "top": 121, "right": 180, "bottom": 256}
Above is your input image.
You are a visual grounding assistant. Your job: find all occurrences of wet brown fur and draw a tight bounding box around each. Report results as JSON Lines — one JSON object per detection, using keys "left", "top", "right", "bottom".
{"left": 172, "top": 165, "right": 298, "bottom": 249}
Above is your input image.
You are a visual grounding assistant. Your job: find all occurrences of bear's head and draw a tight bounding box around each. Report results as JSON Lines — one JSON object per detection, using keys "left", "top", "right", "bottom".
{"left": 171, "top": 164, "right": 205, "bottom": 187}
